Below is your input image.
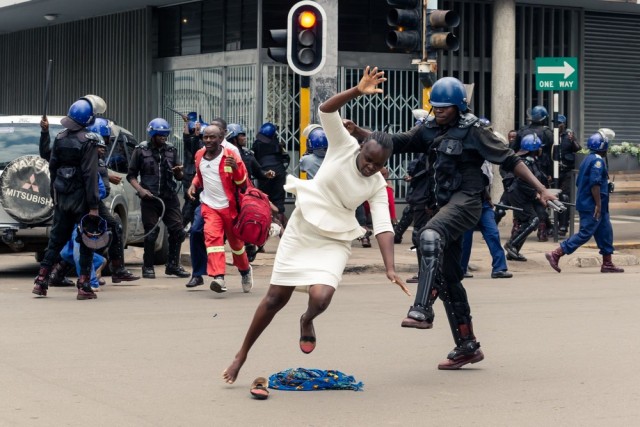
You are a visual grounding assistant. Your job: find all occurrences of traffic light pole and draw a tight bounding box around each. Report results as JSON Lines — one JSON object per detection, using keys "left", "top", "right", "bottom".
{"left": 299, "top": 75, "right": 311, "bottom": 179}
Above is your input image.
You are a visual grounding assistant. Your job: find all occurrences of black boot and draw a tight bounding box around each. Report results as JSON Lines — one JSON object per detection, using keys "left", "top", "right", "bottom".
{"left": 165, "top": 242, "right": 190, "bottom": 278}
{"left": 33, "top": 266, "right": 50, "bottom": 296}
{"left": 438, "top": 323, "right": 484, "bottom": 370}
{"left": 76, "top": 275, "right": 97, "bottom": 300}
{"left": 394, "top": 205, "right": 413, "bottom": 244}
{"left": 49, "top": 260, "right": 74, "bottom": 286}
{"left": 110, "top": 259, "right": 140, "bottom": 283}
{"left": 142, "top": 266, "right": 156, "bottom": 279}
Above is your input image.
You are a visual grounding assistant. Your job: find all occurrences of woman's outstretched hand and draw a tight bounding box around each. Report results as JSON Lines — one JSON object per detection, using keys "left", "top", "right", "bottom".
{"left": 357, "top": 66, "right": 387, "bottom": 96}
{"left": 386, "top": 271, "right": 411, "bottom": 296}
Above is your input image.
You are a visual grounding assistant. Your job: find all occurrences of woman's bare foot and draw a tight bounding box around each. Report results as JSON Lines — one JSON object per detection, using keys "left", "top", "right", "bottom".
{"left": 299, "top": 314, "right": 316, "bottom": 354}
{"left": 222, "top": 354, "right": 246, "bottom": 384}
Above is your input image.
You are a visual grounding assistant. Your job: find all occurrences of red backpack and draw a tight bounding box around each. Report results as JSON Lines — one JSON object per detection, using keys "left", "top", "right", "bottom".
{"left": 233, "top": 185, "right": 273, "bottom": 246}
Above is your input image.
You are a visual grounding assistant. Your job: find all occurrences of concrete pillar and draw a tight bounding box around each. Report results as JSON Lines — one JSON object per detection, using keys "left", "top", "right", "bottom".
{"left": 310, "top": 0, "right": 338, "bottom": 124}
{"left": 490, "top": 0, "right": 516, "bottom": 202}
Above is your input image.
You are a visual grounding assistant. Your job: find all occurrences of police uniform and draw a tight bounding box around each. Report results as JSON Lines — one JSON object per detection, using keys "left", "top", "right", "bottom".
{"left": 181, "top": 130, "right": 203, "bottom": 227}
{"left": 545, "top": 133, "right": 623, "bottom": 274}
{"left": 127, "top": 140, "right": 187, "bottom": 276}
{"left": 391, "top": 108, "right": 521, "bottom": 367}
{"left": 513, "top": 123, "right": 554, "bottom": 179}
{"left": 33, "top": 128, "right": 101, "bottom": 296}
{"left": 252, "top": 132, "right": 288, "bottom": 217}
{"left": 504, "top": 152, "right": 545, "bottom": 260}
{"left": 561, "top": 154, "right": 614, "bottom": 255}
{"left": 557, "top": 130, "right": 581, "bottom": 232}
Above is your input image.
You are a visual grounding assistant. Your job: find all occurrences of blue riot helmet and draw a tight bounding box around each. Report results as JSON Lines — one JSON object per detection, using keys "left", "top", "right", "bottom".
{"left": 308, "top": 128, "right": 328, "bottom": 152}
{"left": 86, "top": 117, "right": 111, "bottom": 137}
{"left": 227, "top": 123, "right": 246, "bottom": 140}
{"left": 187, "top": 112, "right": 198, "bottom": 122}
{"left": 259, "top": 122, "right": 277, "bottom": 138}
{"left": 198, "top": 121, "right": 210, "bottom": 135}
{"left": 557, "top": 114, "right": 567, "bottom": 124}
{"left": 66, "top": 99, "right": 95, "bottom": 127}
{"left": 429, "top": 77, "right": 469, "bottom": 113}
{"left": 520, "top": 133, "right": 542, "bottom": 153}
{"left": 147, "top": 118, "right": 171, "bottom": 138}
{"left": 530, "top": 105, "right": 548, "bottom": 123}
{"left": 587, "top": 132, "right": 609, "bottom": 152}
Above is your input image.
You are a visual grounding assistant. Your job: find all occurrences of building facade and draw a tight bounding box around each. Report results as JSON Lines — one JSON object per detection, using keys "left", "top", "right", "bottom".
{"left": 1, "top": 0, "right": 639, "bottom": 187}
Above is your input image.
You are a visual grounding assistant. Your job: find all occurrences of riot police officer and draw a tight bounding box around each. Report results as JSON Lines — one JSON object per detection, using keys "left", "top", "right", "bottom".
{"left": 351, "top": 77, "right": 557, "bottom": 369}
{"left": 513, "top": 105, "right": 554, "bottom": 239}
{"left": 503, "top": 134, "right": 546, "bottom": 261}
{"left": 556, "top": 116, "right": 581, "bottom": 235}
{"left": 181, "top": 112, "right": 203, "bottom": 228}
{"left": 87, "top": 118, "right": 140, "bottom": 282}
{"left": 127, "top": 118, "right": 190, "bottom": 279}
{"left": 546, "top": 131, "right": 624, "bottom": 274}
{"left": 32, "top": 96, "right": 106, "bottom": 300}
{"left": 252, "top": 122, "right": 289, "bottom": 227}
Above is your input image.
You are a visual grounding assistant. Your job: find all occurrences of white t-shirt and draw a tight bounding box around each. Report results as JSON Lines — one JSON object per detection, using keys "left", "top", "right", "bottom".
{"left": 199, "top": 152, "right": 229, "bottom": 209}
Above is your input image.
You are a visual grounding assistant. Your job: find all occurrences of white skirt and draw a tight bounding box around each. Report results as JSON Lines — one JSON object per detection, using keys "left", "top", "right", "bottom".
{"left": 270, "top": 208, "right": 352, "bottom": 289}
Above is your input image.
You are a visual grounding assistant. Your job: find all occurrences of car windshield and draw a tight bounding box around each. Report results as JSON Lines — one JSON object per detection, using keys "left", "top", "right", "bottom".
{"left": 0, "top": 123, "right": 64, "bottom": 168}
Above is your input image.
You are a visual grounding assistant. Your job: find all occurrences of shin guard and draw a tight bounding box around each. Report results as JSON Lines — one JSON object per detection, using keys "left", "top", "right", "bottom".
{"left": 406, "top": 229, "right": 443, "bottom": 323}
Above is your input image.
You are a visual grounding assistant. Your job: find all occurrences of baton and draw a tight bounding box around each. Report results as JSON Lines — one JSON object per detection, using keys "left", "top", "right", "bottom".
{"left": 42, "top": 59, "right": 53, "bottom": 117}
{"left": 494, "top": 203, "right": 524, "bottom": 212}
{"left": 166, "top": 107, "right": 189, "bottom": 122}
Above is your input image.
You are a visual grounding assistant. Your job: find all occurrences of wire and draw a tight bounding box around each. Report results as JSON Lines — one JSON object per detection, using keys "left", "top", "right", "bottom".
{"left": 138, "top": 195, "right": 166, "bottom": 239}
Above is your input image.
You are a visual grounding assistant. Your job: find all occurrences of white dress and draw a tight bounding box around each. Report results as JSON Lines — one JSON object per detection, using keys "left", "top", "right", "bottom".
{"left": 270, "top": 109, "right": 394, "bottom": 288}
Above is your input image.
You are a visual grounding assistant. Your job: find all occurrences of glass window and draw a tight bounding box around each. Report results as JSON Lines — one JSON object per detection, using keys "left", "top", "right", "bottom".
{"left": 181, "top": 2, "right": 202, "bottom": 55}
{"left": 0, "top": 123, "right": 63, "bottom": 167}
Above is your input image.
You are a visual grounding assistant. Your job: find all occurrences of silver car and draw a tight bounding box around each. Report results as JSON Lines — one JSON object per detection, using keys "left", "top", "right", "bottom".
{"left": 0, "top": 115, "right": 169, "bottom": 264}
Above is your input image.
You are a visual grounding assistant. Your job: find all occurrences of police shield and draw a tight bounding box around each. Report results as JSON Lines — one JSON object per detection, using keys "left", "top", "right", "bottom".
{"left": 0, "top": 155, "right": 54, "bottom": 224}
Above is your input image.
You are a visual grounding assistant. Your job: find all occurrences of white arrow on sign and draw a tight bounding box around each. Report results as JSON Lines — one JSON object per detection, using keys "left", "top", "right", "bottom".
{"left": 538, "top": 61, "right": 575, "bottom": 79}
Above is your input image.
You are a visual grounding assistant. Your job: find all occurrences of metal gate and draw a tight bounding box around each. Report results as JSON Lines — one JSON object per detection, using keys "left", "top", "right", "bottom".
{"left": 161, "top": 64, "right": 257, "bottom": 163}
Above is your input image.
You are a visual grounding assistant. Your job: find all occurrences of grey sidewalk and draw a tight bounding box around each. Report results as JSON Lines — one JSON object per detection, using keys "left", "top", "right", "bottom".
{"left": 163, "top": 223, "right": 639, "bottom": 278}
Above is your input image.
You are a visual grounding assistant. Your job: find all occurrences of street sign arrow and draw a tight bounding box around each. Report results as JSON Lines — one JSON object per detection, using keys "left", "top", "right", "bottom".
{"left": 537, "top": 61, "right": 575, "bottom": 78}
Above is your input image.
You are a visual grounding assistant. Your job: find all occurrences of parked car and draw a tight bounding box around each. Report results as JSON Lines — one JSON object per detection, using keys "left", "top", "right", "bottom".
{"left": 0, "top": 115, "right": 169, "bottom": 264}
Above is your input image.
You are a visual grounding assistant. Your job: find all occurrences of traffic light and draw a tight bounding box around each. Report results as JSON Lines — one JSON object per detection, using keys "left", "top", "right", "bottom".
{"left": 267, "top": 29, "right": 289, "bottom": 64}
{"left": 386, "top": 0, "right": 422, "bottom": 52}
{"left": 287, "top": 1, "right": 327, "bottom": 76}
{"left": 426, "top": 9, "right": 460, "bottom": 59}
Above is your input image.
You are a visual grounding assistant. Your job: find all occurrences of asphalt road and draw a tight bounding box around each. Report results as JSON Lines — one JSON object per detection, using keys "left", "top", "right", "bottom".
{"left": 1, "top": 225, "right": 639, "bottom": 426}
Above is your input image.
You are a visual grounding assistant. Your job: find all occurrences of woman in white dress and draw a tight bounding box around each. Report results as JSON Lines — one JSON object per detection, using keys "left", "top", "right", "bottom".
{"left": 223, "top": 66, "right": 410, "bottom": 385}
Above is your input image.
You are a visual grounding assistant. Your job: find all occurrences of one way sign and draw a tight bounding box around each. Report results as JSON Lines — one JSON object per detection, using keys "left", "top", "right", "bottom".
{"left": 535, "top": 57, "right": 578, "bottom": 91}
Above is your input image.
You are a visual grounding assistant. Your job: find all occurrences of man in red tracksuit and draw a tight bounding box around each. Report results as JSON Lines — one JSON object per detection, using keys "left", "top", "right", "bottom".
{"left": 187, "top": 124, "right": 253, "bottom": 293}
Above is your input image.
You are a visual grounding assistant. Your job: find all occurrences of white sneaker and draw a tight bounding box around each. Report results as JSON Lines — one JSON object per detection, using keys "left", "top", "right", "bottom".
{"left": 210, "top": 278, "right": 227, "bottom": 293}
{"left": 241, "top": 267, "right": 253, "bottom": 293}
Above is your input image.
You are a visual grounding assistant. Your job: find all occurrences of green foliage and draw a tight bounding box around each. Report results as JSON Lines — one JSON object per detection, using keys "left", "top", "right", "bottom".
{"left": 580, "top": 142, "right": 640, "bottom": 163}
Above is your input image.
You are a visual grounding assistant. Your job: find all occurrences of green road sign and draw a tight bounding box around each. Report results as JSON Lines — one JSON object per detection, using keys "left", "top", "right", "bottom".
{"left": 535, "top": 57, "right": 578, "bottom": 91}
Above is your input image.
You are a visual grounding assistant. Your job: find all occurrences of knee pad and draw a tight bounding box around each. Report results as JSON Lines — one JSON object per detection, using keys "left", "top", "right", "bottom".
{"left": 419, "top": 229, "right": 444, "bottom": 258}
